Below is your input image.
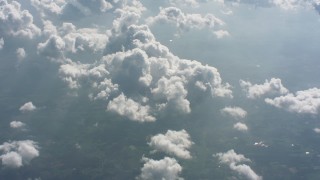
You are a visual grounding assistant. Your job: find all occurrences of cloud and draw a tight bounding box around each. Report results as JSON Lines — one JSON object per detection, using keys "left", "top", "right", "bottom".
{"left": 147, "top": 6, "right": 225, "bottom": 33}
{"left": 213, "top": 30, "right": 230, "bottom": 39}
{"left": 214, "top": 149, "right": 262, "bottom": 180}
{"left": 55, "top": 6, "right": 232, "bottom": 121}
{"left": 19, "top": 102, "right": 37, "bottom": 113}
{"left": 0, "top": 140, "right": 39, "bottom": 168}
{"left": 221, "top": 106, "right": 247, "bottom": 119}
{"left": 107, "top": 93, "right": 156, "bottom": 122}
{"left": 137, "top": 157, "right": 183, "bottom": 180}
{"left": 10, "top": 121, "right": 26, "bottom": 129}
{"left": 0, "top": 37, "right": 4, "bottom": 50}
{"left": 240, "top": 78, "right": 289, "bottom": 99}
{"left": 37, "top": 35, "right": 66, "bottom": 60}
{"left": 59, "top": 24, "right": 108, "bottom": 53}
{"left": 16, "top": 48, "right": 26, "bottom": 60}
{"left": 265, "top": 88, "right": 320, "bottom": 114}
{"left": 36, "top": 0, "right": 233, "bottom": 124}
{"left": 0, "top": 151, "right": 22, "bottom": 168}
{"left": 31, "top": 0, "right": 66, "bottom": 17}
{"left": 314, "top": 128, "right": 320, "bottom": 133}
{"left": 37, "top": 21, "right": 108, "bottom": 62}
{"left": 0, "top": 0, "right": 41, "bottom": 39}
{"left": 233, "top": 122, "right": 248, "bottom": 132}
{"left": 148, "top": 129, "right": 193, "bottom": 159}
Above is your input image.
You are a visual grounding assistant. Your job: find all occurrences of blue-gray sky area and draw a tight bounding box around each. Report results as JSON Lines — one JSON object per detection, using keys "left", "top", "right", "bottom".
{"left": 1, "top": 0, "right": 320, "bottom": 179}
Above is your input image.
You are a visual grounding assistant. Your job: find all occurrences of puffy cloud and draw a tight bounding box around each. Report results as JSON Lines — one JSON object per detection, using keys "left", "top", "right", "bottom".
{"left": 137, "top": 157, "right": 183, "bottom": 180}
{"left": 56, "top": 3, "right": 232, "bottom": 121}
{"left": 89, "top": 78, "right": 119, "bottom": 100}
{"left": 152, "top": 76, "right": 191, "bottom": 114}
{"left": 221, "top": 106, "right": 247, "bottom": 119}
{"left": 215, "top": 149, "right": 251, "bottom": 164}
{"left": 60, "top": 25, "right": 108, "bottom": 53}
{"left": 213, "top": 30, "right": 230, "bottom": 39}
{"left": 0, "top": 140, "right": 39, "bottom": 168}
{"left": 19, "top": 102, "right": 37, "bottom": 113}
{"left": 147, "top": 6, "right": 225, "bottom": 33}
{"left": 215, "top": 149, "right": 262, "bottom": 180}
{"left": 31, "top": 0, "right": 66, "bottom": 17}
{"left": 233, "top": 122, "right": 248, "bottom": 132}
{"left": 10, "top": 121, "right": 26, "bottom": 129}
{"left": 37, "top": 35, "right": 65, "bottom": 60}
{"left": 42, "top": 20, "right": 58, "bottom": 37}
{"left": 0, "top": 37, "right": 4, "bottom": 49}
{"left": 240, "top": 78, "right": 289, "bottom": 99}
{"left": 314, "top": 128, "right": 320, "bottom": 133}
{"left": 1, "top": 151, "right": 22, "bottom": 168}
{"left": 16, "top": 48, "right": 26, "bottom": 60}
{"left": 265, "top": 88, "right": 320, "bottom": 114}
{"left": 38, "top": 22, "right": 108, "bottom": 60}
{"left": 0, "top": 0, "right": 41, "bottom": 39}
{"left": 107, "top": 93, "right": 156, "bottom": 122}
{"left": 148, "top": 129, "right": 193, "bottom": 159}
{"left": 229, "top": 163, "right": 263, "bottom": 180}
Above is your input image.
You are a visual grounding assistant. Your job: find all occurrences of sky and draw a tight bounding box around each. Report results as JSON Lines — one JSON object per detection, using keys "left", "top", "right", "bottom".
{"left": 1, "top": 0, "right": 320, "bottom": 179}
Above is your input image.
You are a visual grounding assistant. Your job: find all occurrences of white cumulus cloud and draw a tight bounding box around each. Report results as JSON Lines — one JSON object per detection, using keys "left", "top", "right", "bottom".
{"left": 137, "top": 156, "right": 183, "bottom": 180}
{"left": 148, "top": 129, "right": 193, "bottom": 159}
{"left": 147, "top": 6, "right": 225, "bottom": 33}
{"left": 16, "top": 48, "right": 26, "bottom": 60}
{"left": 0, "top": 140, "right": 39, "bottom": 168}
{"left": 107, "top": 93, "right": 156, "bottom": 122}
{"left": 265, "top": 88, "right": 320, "bottom": 114}
{"left": 10, "top": 121, "right": 26, "bottom": 129}
{"left": 214, "top": 149, "right": 262, "bottom": 180}
{"left": 0, "top": 0, "right": 41, "bottom": 39}
{"left": 19, "top": 102, "right": 37, "bottom": 113}
{"left": 233, "top": 122, "right": 248, "bottom": 132}
{"left": 214, "top": 30, "right": 230, "bottom": 39}
{"left": 240, "top": 78, "right": 289, "bottom": 99}
{"left": 221, "top": 106, "right": 247, "bottom": 119}
{"left": 314, "top": 128, "right": 320, "bottom": 133}
{"left": 56, "top": 5, "right": 232, "bottom": 121}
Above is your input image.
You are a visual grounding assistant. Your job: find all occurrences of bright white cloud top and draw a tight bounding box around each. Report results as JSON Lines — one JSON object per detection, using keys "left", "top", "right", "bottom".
{"left": 19, "top": 102, "right": 37, "bottom": 113}
{"left": 0, "top": 0, "right": 41, "bottom": 39}
{"left": 147, "top": 6, "right": 225, "bottom": 33}
{"left": 16, "top": 48, "right": 26, "bottom": 60}
{"left": 0, "top": 140, "right": 39, "bottom": 168}
{"left": 221, "top": 106, "right": 247, "bottom": 119}
{"left": 265, "top": 88, "right": 320, "bottom": 114}
{"left": 233, "top": 122, "right": 248, "bottom": 132}
{"left": 215, "top": 149, "right": 262, "bottom": 180}
{"left": 240, "top": 78, "right": 289, "bottom": 99}
{"left": 148, "top": 129, "right": 193, "bottom": 159}
{"left": 10, "top": 121, "right": 26, "bottom": 129}
{"left": 107, "top": 93, "right": 155, "bottom": 122}
{"left": 56, "top": 4, "right": 233, "bottom": 120}
{"left": 137, "top": 157, "right": 183, "bottom": 180}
